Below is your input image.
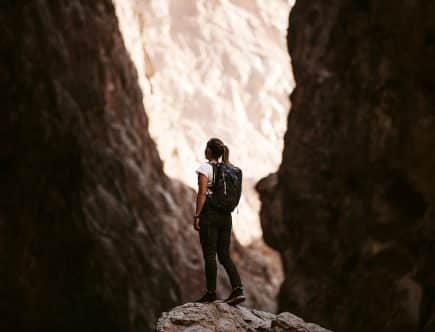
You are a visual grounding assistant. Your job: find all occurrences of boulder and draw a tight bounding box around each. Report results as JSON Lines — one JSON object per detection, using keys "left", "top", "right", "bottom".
{"left": 156, "top": 302, "right": 332, "bottom": 332}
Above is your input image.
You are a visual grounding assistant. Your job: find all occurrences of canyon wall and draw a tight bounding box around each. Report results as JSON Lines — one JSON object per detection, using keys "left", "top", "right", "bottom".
{"left": 0, "top": 2, "right": 283, "bottom": 331}
{"left": 257, "top": 1, "right": 435, "bottom": 331}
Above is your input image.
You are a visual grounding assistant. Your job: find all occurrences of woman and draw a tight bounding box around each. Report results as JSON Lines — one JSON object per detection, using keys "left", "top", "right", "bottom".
{"left": 193, "top": 137, "right": 245, "bottom": 305}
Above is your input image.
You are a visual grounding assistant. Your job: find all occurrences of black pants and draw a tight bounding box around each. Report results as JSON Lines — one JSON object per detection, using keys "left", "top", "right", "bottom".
{"left": 199, "top": 199, "right": 242, "bottom": 292}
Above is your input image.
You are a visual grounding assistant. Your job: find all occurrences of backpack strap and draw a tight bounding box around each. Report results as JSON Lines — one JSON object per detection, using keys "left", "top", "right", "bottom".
{"left": 207, "top": 161, "right": 219, "bottom": 187}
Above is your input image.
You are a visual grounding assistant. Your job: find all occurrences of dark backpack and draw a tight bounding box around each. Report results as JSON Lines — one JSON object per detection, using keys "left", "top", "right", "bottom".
{"left": 207, "top": 162, "right": 242, "bottom": 213}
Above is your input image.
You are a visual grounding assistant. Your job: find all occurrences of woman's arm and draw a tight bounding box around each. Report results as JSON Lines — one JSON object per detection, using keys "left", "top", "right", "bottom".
{"left": 194, "top": 173, "right": 209, "bottom": 230}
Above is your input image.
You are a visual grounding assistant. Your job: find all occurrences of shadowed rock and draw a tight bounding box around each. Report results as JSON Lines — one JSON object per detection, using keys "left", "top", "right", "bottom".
{"left": 257, "top": 1, "right": 435, "bottom": 331}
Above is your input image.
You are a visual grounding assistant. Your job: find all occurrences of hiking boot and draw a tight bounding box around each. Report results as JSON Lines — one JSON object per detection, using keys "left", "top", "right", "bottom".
{"left": 223, "top": 286, "right": 245, "bottom": 305}
{"left": 194, "top": 290, "right": 217, "bottom": 303}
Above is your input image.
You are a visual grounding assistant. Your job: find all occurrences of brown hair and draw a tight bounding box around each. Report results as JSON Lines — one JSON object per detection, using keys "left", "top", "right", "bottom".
{"left": 206, "top": 137, "right": 230, "bottom": 164}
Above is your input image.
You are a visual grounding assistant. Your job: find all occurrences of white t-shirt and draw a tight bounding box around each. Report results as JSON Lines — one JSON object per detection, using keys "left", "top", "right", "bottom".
{"left": 195, "top": 161, "right": 217, "bottom": 195}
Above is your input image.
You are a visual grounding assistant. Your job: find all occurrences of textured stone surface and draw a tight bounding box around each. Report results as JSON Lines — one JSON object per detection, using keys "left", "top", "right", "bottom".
{"left": 156, "top": 302, "right": 331, "bottom": 332}
{"left": 257, "top": 1, "right": 435, "bottom": 332}
{"left": 0, "top": 1, "right": 194, "bottom": 331}
{"left": 114, "top": 0, "right": 294, "bottom": 244}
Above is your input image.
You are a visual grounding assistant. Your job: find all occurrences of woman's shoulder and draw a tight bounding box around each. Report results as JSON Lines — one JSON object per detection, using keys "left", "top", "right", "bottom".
{"left": 195, "top": 161, "right": 213, "bottom": 174}
{"left": 197, "top": 161, "right": 212, "bottom": 168}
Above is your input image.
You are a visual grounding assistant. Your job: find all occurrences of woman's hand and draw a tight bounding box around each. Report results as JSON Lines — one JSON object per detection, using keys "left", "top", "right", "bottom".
{"left": 193, "top": 216, "right": 200, "bottom": 231}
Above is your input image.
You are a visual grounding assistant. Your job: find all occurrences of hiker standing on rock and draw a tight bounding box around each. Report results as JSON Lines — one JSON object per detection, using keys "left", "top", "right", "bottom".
{"left": 193, "top": 137, "right": 245, "bottom": 305}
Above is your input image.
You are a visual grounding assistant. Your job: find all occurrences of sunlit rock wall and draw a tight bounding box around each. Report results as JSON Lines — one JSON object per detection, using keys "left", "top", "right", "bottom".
{"left": 257, "top": 1, "right": 435, "bottom": 332}
{"left": 114, "top": 0, "right": 294, "bottom": 244}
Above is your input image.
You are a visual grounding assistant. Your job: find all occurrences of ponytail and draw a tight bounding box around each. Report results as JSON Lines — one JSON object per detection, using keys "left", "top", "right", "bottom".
{"left": 222, "top": 144, "right": 230, "bottom": 164}
{"left": 206, "top": 137, "right": 230, "bottom": 164}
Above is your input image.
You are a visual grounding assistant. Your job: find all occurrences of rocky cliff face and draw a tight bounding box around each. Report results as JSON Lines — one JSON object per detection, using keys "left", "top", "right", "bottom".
{"left": 0, "top": 2, "right": 200, "bottom": 331}
{"left": 156, "top": 302, "right": 331, "bottom": 332}
{"left": 257, "top": 1, "right": 435, "bottom": 332}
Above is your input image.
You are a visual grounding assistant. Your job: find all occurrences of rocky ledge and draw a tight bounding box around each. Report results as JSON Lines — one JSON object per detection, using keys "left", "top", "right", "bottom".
{"left": 156, "top": 302, "right": 331, "bottom": 332}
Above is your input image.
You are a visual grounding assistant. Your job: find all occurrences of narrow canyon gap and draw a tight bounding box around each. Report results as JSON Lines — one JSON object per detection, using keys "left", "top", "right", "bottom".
{"left": 113, "top": 0, "right": 299, "bottom": 312}
{"left": 112, "top": 0, "right": 296, "bottom": 315}
{"left": 113, "top": 0, "right": 295, "bottom": 246}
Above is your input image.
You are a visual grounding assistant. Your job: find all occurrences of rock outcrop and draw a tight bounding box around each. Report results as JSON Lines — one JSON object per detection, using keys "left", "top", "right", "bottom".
{"left": 257, "top": 1, "right": 435, "bottom": 332}
{"left": 156, "top": 302, "right": 331, "bottom": 332}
